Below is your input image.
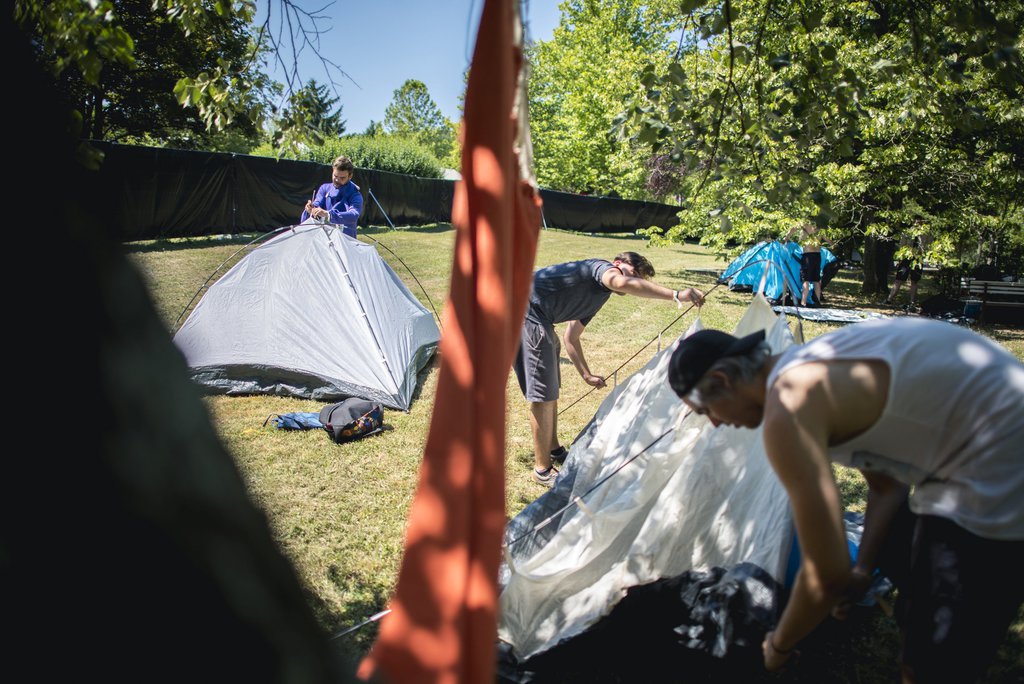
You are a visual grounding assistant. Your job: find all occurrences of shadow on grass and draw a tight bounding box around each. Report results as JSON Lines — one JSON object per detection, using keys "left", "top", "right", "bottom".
{"left": 310, "top": 576, "right": 392, "bottom": 667}
{"left": 122, "top": 232, "right": 267, "bottom": 253}
{"left": 362, "top": 223, "right": 456, "bottom": 235}
{"left": 407, "top": 353, "right": 442, "bottom": 411}
{"left": 663, "top": 268, "right": 723, "bottom": 284}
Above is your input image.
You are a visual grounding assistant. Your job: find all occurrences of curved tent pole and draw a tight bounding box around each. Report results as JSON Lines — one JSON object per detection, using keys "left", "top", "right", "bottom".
{"left": 173, "top": 220, "right": 443, "bottom": 335}
{"left": 721, "top": 253, "right": 801, "bottom": 303}
{"left": 560, "top": 251, "right": 812, "bottom": 419}
{"left": 329, "top": 609, "right": 392, "bottom": 641}
{"left": 503, "top": 427, "right": 676, "bottom": 550}
{"left": 364, "top": 186, "right": 443, "bottom": 330}
{"left": 172, "top": 225, "right": 296, "bottom": 331}
{"left": 718, "top": 240, "right": 769, "bottom": 282}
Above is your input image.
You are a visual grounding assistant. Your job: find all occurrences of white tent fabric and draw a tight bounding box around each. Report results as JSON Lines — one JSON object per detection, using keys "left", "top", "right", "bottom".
{"left": 499, "top": 296, "right": 795, "bottom": 659}
{"left": 174, "top": 223, "right": 440, "bottom": 410}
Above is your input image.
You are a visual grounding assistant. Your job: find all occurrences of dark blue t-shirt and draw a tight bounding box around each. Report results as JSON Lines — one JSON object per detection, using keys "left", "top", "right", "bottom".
{"left": 526, "top": 259, "right": 615, "bottom": 326}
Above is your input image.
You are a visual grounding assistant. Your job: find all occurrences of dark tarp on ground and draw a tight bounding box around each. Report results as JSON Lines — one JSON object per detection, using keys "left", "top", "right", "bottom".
{"left": 496, "top": 563, "right": 782, "bottom": 683}
{"left": 85, "top": 142, "right": 683, "bottom": 239}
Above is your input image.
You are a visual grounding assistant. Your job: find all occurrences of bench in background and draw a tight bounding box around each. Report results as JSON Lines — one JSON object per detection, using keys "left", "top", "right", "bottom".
{"left": 960, "top": 278, "right": 1024, "bottom": 325}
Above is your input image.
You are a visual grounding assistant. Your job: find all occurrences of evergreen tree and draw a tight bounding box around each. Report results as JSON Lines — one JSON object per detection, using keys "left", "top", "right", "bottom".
{"left": 383, "top": 79, "right": 454, "bottom": 161}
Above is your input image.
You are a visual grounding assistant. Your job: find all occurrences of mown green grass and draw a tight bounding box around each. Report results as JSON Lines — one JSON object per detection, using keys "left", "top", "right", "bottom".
{"left": 125, "top": 225, "right": 1022, "bottom": 680}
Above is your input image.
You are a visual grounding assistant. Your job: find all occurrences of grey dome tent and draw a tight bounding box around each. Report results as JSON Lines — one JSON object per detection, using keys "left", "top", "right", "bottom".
{"left": 173, "top": 223, "right": 440, "bottom": 411}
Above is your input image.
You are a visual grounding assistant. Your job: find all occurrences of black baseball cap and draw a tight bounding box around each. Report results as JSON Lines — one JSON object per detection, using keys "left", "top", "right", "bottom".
{"left": 668, "top": 329, "right": 767, "bottom": 398}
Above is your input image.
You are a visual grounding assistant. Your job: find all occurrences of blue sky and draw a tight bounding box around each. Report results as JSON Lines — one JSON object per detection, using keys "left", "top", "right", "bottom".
{"left": 261, "top": 1, "right": 564, "bottom": 133}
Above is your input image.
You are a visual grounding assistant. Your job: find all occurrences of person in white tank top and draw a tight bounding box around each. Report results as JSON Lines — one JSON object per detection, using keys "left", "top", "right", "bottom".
{"left": 667, "top": 319, "right": 1024, "bottom": 683}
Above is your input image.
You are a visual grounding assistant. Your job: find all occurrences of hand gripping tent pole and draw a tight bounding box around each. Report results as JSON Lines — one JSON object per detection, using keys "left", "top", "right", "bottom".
{"left": 558, "top": 284, "right": 720, "bottom": 417}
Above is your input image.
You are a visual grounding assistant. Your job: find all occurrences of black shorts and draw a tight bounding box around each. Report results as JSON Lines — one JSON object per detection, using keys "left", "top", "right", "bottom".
{"left": 877, "top": 507, "right": 1024, "bottom": 682}
{"left": 895, "top": 261, "right": 922, "bottom": 283}
{"left": 800, "top": 251, "right": 822, "bottom": 283}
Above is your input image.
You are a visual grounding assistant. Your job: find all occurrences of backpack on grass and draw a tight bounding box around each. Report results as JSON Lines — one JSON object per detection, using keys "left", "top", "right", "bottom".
{"left": 318, "top": 398, "right": 385, "bottom": 444}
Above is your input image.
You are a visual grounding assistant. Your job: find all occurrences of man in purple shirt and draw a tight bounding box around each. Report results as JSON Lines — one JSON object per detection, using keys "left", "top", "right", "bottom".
{"left": 301, "top": 155, "right": 364, "bottom": 238}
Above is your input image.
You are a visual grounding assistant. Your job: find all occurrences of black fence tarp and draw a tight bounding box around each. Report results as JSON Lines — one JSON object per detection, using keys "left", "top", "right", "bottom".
{"left": 87, "top": 142, "right": 681, "bottom": 239}
{"left": 539, "top": 189, "right": 683, "bottom": 235}
{"left": 357, "top": 168, "right": 456, "bottom": 228}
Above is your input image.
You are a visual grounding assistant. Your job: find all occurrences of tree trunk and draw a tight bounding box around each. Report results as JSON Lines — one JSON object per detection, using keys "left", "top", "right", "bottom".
{"left": 861, "top": 236, "right": 896, "bottom": 295}
{"left": 92, "top": 85, "right": 106, "bottom": 140}
{"left": 861, "top": 236, "right": 879, "bottom": 294}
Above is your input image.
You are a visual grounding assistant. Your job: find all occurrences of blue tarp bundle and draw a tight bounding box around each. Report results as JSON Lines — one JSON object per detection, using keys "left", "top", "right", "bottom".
{"left": 719, "top": 240, "right": 836, "bottom": 304}
{"left": 265, "top": 412, "right": 323, "bottom": 430}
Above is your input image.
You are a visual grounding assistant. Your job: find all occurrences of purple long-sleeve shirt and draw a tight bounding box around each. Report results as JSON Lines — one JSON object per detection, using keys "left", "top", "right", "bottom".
{"left": 300, "top": 180, "right": 363, "bottom": 237}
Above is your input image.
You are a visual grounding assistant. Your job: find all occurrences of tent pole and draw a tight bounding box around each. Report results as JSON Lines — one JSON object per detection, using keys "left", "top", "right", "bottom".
{"left": 172, "top": 225, "right": 293, "bottom": 331}
{"left": 368, "top": 187, "right": 398, "bottom": 231}
{"left": 558, "top": 282, "right": 721, "bottom": 417}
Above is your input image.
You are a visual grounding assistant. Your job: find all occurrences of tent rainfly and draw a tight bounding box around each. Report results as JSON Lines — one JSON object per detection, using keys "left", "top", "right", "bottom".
{"left": 173, "top": 223, "right": 440, "bottom": 411}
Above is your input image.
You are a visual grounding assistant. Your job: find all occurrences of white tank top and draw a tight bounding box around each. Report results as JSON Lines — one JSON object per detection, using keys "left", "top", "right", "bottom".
{"left": 767, "top": 318, "right": 1024, "bottom": 540}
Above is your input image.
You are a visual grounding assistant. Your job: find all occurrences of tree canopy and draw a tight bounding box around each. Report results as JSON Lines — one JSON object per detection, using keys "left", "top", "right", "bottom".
{"left": 278, "top": 79, "right": 347, "bottom": 143}
{"left": 614, "top": 0, "right": 1023, "bottom": 280}
{"left": 526, "top": 0, "right": 683, "bottom": 199}
{"left": 16, "top": 0, "right": 271, "bottom": 151}
{"left": 14, "top": 0, "right": 356, "bottom": 156}
{"left": 383, "top": 79, "right": 454, "bottom": 162}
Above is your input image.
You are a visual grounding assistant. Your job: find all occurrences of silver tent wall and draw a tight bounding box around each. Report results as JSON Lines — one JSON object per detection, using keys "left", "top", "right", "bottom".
{"left": 174, "top": 223, "right": 440, "bottom": 410}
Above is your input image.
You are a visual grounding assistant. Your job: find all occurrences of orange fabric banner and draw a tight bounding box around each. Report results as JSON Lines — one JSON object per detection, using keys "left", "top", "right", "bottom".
{"left": 357, "top": 0, "right": 541, "bottom": 681}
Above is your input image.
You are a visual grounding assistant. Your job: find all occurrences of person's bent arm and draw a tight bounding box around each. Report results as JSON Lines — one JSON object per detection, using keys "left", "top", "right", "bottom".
{"left": 761, "top": 378, "right": 851, "bottom": 671}
{"left": 563, "top": 320, "right": 605, "bottom": 388}
{"left": 301, "top": 186, "right": 327, "bottom": 222}
{"left": 830, "top": 469, "right": 909, "bottom": 618}
{"left": 601, "top": 269, "right": 704, "bottom": 306}
{"left": 329, "top": 188, "right": 363, "bottom": 230}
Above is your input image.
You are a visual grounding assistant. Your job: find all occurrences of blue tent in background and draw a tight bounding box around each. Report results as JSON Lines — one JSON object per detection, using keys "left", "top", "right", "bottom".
{"left": 719, "top": 241, "right": 836, "bottom": 304}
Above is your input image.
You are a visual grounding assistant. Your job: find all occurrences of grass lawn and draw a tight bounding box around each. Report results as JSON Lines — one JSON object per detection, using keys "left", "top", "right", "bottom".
{"left": 126, "top": 224, "right": 1023, "bottom": 681}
